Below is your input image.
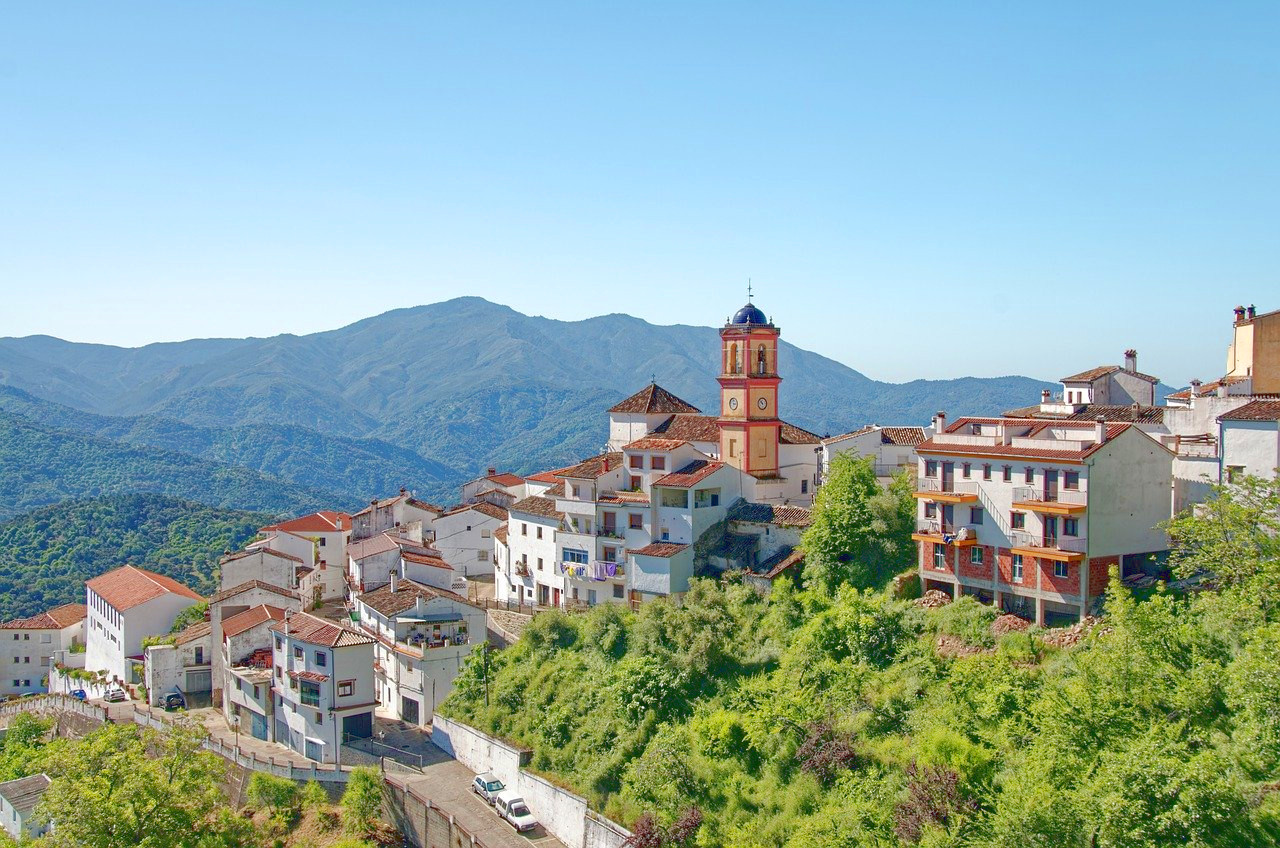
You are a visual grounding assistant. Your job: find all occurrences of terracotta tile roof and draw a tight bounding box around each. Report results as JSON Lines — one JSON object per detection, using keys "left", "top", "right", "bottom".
{"left": 209, "top": 580, "right": 300, "bottom": 606}
{"left": 0, "top": 774, "right": 50, "bottom": 817}
{"left": 494, "top": 525, "right": 509, "bottom": 544}
{"left": 543, "top": 482, "right": 566, "bottom": 497}
{"left": 598, "top": 491, "right": 650, "bottom": 505}
{"left": 353, "top": 493, "right": 408, "bottom": 517}
{"left": 407, "top": 498, "right": 445, "bottom": 513}
{"left": 631, "top": 542, "right": 690, "bottom": 558}
{"left": 780, "top": 421, "right": 822, "bottom": 445}
{"left": 729, "top": 501, "right": 813, "bottom": 527}
{"left": 1061, "top": 364, "right": 1159, "bottom": 384}
{"left": 262, "top": 511, "right": 351, "bottom": 534}
{"left": 223, "top": 547, "right": 303, "bottom": 565}
{"left": 1166, "top": 375, "right": 1250, "bottom": 400}
{"left": 609, "top": 384, "right": 701, "bottom": 415}
{"left": 1003, "top": 404, "right": 1166, "bottom": 424}
{"left": 1, "top": 603, "right": 87, "bottom": 631}
{"left": 442, "top": 501, "right": 508, "bottom": 521}
{"left": 289, "top": 669, "right": 330, "bottom": 683}
{"left": 174, "top": 620, "right": 211, "bottom": 646}
{"left": 822, "top": 425, "right": 876, "bottom": 446}
{"left": 86, "top": 565, "right": 202, "bottom": 612}
{"left": 918, "top": 419, "right": 1143, "bottom": 462}
{"left": 759, "top": 548, "right": 805, "bottom": 580}
{"left": 222, "top": 605, "right": 288, "bottom": 639}
{"left": 485, "top": 472, "right": 526, "bottom": 487}
{"left": 347, "top": 533, "right": 436, "bottom": 561}
{"left": 648, "top": 414, "right": 721, "bottom": 442}
{"left": 555, "top": 452, "right": 624, "bottom": 480}
{"left": 1219, "top": 400, "right": 1280, "bottom": 421}
{"left": 509, "top": 496, "right": 564, "bottom": 520}
{"left": 270, "top": 612, "right": 374, "bottom": 647}
{"left": 624, "top": 437, "right": 689, "bottom": 452}
{"left": 526, "top": 468, "right": 567, "bottom": 484}
{"left": 881, "top": 427, "right": 928, "bottom": 447}
{"left": 357, "top": 578, "right": 475, "bottom": 617}
{"left": 402, "top": 551, "right": 452, "bottom": 569}
{"left": 654, "top": 459, "right": 724, "bottom": 488}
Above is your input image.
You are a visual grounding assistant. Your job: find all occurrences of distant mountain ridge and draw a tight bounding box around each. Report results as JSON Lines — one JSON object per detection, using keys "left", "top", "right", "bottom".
{"left": 0, "top": 297, "right": 1059, "bottom": 487}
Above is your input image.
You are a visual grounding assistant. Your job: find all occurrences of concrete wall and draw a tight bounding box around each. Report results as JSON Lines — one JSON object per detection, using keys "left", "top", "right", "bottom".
{"left": 431, "top": 713, "right": 631, "bottom": 848}
{"left": 1088, "top": 430, "right": 1174, "bottom": 559}
{"left": 1221, "top": 420, "right": 1280, "bottom": 479}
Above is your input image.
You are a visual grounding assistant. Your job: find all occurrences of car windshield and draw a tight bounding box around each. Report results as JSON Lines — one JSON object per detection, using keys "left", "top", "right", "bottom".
{"left": 511, "top": 804, "right": 530, "bottom": 817}
{"left": 485, "top": 781, "right": 503, "bottom": 791}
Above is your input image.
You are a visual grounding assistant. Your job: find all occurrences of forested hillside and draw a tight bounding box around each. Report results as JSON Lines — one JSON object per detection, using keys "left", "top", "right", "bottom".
{"left": 0, "top": 494, "right": 270, "bottom": 619}
{"left": 441, "top": 476, "right": 1280, "bottom": 847}
{"left": 0, "top": 409, "right": 339, "bottom": 519}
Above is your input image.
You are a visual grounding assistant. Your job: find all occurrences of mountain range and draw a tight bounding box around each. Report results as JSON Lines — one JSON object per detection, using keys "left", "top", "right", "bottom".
{"left": 0, "top": 297, "right": 1083, "bottom": 516}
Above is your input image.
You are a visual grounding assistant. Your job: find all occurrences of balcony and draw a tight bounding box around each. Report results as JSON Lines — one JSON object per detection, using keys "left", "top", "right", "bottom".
{"left": 1011, "top": 487, "right": 1087, "bottom": 515}
{"left": 1009, "top": 532, "right": 1087, "bottom": 563}
{"left": 558, "top": 560, "right": 626, "bottom": 580}
{"left": 913, "top": 478, "right": 978, "bottom": 504}
{"left": 397, "top": 621, "right": 469, "bottom": 654}
{"left": 912, "top": 519, "right": 979, "bottom": 547}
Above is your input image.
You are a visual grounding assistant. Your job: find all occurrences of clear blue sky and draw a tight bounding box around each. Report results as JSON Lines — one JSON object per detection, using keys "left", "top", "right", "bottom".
{"left": 2, "top": 3, "right": 1276, "bottom": 385}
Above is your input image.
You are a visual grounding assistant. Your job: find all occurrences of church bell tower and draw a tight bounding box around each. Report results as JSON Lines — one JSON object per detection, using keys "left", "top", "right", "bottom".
{"left": 717, "top": 298, "right": 782, "bottom": 478}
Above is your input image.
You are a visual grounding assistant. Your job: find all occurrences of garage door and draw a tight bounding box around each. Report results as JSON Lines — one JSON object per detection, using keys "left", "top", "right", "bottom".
{"left": 342, "top": 711, "right": 372, "bottom": 740}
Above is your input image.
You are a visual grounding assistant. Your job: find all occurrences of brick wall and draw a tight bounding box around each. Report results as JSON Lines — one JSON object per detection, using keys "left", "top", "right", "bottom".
{"left": 923, "top": 542, "right": 954, "bottom": 576}
{"left": 1038, "top": 557, "right": 1081, "bottom": 597}
{"left": 1089, "top": 556, "right": 1119, "bottom": 597}
{"left": 958, "top": 545, "right": 995, "bottom": 581}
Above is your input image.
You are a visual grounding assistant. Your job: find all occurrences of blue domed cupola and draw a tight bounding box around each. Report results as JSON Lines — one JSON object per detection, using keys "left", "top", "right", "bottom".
{"left": 729, "top": 302, "right": 771, "bottom": 326}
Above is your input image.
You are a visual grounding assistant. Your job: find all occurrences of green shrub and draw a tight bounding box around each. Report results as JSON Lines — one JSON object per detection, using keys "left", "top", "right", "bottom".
{"left": 340, "top": 767, "right": 384, "bottom": 836}
{"left": 246, "top": 772, "right": 299, "bottom": 815}
{"left": 928, "top": 596, "right": 998, "bottom": 648}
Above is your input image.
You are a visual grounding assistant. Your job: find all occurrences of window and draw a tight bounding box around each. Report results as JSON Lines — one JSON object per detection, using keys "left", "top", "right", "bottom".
{"left": 1064, "top": 518, "right": 1079, "bottom": 536}
{"left": 933, "top": 547, "right": 947, "bottom": 570}
{"left": 1002, "top": 466, "right": 1012, "bottom": 483}
{"left": 651, "top": 456, "right": 666, "bottom": 471}
{"left": 235, "top": 678, "right": 243, "bottom": 692}
{"left": 1011, "top": 512, "right": 1026, "bottom": 529}
{"left": 1024, "top": 467, "right": 1034, "bottom": 483}
{"left": 982, "top": 464, "right": 992, "bottom": 481}
{"left": 1011, "top": 555, "right": 1024, "bottom": 583}
{"left": 275, "top": 636, "right": 283, "bottom": 650}
{"left": 629, "top": 475, "right": 640, "bottom": 489}
{"left": 660, "top": 488, "right": 689, "bottom": 508}
{"left": 925, "top": 460, "right": 938, "bottom": 477}
{"left": 537, "top": 557, "right": 544, "bottom": 571}
{"left": 275, "top": 666, "right": 282, "bottom": 680}
{"left": 536, "top": 526, "right": 543, "bottom": 540}
{"left": 465, "top": 525, "right": 472, "bottom": 532}
{"left": 477, "top": 550, "right": 487, "bottom": 561}
{"left": 801, "top": 480, "right": 809, "bottom": 494}
{"left": 970, "top": 547, "right": 984, "bottom": 565}
{"left": 300, "top": 681, "right": 321, "bottom": 708}
{"left": 572, "top": 486, "right": 583, "bottom": 499}
{"left": 315, "top": 651, "right": 327, "bottom": 667}
{"left": 294, "top": 647, "right": 303, "bottom": 660}
{"left": 1227, "top": 465, "right": 1244, "bottom": 484}
{"left": 10, "top": 680, "right": 16, "bottom": 687}
{"left": 728, "top": 440, "right": 736, "bottom": 458}
{"left": 338, "top": 680, "right": 354, "bottom": 697}
{"left": 1054, "top": 562, "right": 1069, "bottom": 579}
{"left": 630, "top": 513, "right": 643, "bottom": 530}
{"left": 564, "top": 549, "right": 589, "bottom": 565}
{"left": 924, "top": 502, "right": 937, "bottom": 518}
{"left": 22, "top": 635, "right": 28, "bottom": 642}
{"left": 40, "top": 634, "right": 51, "bottom": 644}
{"left": 194, "top": 647, "right": 204, "bottom": 665}
{"left": 613, "top": 584, "right": 624, "bottom": 599}
{"left": 1064, "top": 471, "right": 1080, "bottom": 490}
{"left": 316, "top": 712, "right": 323, "bottom": 725}
{"left": 522, "top": 523, "right": 528, "bottom": 536}
{"left": 962, "top": 463, "right": 971, "bottom": 478}
{"left": 21, "top": 680, "right": 28, "bottom": 687}
{"left": 969, "top": 507, "right": 983, "bottom": 525}
{"left": 603, "top": 546, "right": 617, "bottom": 563}
{"left": 630, "top": 455, "right": 643, "bottom": 469}
{"left": 319, "top": 537, "right": 326, "bottom": 546}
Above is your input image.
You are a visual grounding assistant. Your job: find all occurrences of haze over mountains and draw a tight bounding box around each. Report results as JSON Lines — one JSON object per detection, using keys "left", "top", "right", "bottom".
{"left": 0, "top": 297, "right": 1064, "bottom": 516}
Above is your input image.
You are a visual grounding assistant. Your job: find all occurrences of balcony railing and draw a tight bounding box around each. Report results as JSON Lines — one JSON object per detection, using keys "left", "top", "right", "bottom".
{"left": 1009, "top": 532, "right": 1087, "bottom": 555}
{"left": 1011, "top": 487, "right": 1087, "bottom": 506}
{"left": 916, "top": 479, "right": 978, "bottom": 496}
{"left": 915, "top": 519, "right": 978, "bottom": 537}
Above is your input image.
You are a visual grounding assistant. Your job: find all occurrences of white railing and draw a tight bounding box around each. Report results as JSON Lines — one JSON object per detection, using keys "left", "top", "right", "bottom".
{"left": 916, "top": 478, "right": 978, "bottom": 495}
{"left": 1009, "top": 532, "right": 1087, "bottom": 554}
{"left": 930, "top": 434, "right": 1000, "bottom": 447}
{"left": 1011, "top": 487, "right": 1087, "bottom": 506}
{"left": 915, "top": 519, "right": 980, "bottom": 538}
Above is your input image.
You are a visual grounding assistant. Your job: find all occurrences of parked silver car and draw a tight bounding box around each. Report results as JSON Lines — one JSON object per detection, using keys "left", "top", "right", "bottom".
{"left": 472, "top": 772, "right": 504, "bottom": 804}
{"left": 494, "top": 789, "right": 538, "bottom": 832}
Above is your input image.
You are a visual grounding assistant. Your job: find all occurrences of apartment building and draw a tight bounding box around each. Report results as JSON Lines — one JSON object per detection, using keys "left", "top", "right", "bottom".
{"left": 432, "top": 502, "right": 508, "bottom": 577}
{"left": 84, "top": 566, "right": 203, "bottom": 686}
{"left": 0, "top": 603, "right": 85, "bottom": 698}
{"left": 270, "top": 612, "right": 375, "bottom": 764}
{"left": 913, "top": 415, "right": 1173, "bottom": 625}
{"left": 496, "top": 494, "right": 564, "bottom": 606}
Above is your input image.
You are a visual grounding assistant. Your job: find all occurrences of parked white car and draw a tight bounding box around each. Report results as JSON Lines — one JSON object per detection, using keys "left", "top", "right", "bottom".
{"left": 472, "top": 772, "right": 504, "bottom": 804}
{"left": 104, "top": 687, "right": 127, "bottom": 703}
{"left": 494, "top": 790, "right": 538, "bottom": 832}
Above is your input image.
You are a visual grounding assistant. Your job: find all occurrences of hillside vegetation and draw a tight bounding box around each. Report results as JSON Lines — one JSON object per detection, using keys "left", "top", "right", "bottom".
{"left": 0, "top": 297, "right": 1055, "bottom": 479}
{"left": 0, "top": 494, "right": 270, "bottom": 619}
{"left": 0, "top": 409, "right": 338, "bottom": 520}
{"left": 441, "top": 476, "right": 1280, "bottom": 847}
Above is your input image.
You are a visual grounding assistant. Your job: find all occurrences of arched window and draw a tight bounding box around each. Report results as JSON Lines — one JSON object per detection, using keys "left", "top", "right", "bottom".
{"left": 729, "top": 343, "right": 739, "bottom": 374}
{"left": 757, "top": 345, "right": 767, "bottom": 375}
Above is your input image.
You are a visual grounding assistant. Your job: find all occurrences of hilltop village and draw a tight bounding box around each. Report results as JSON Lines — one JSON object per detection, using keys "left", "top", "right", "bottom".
{"left": 1, "top": 298, "right": 1278, "bottom": 841}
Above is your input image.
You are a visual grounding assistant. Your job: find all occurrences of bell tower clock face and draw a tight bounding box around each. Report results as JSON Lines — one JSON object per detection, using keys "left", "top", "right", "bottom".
{"left": 757, "top": 397, "right": 768, "bottom": 410}
{"left": 728, "top": 397, "right": 738, "bottom": 411}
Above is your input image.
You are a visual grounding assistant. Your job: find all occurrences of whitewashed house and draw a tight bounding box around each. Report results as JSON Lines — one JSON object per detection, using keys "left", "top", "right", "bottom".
{"left": 432, "top": 502, "right": 508, "bottom": 578}
{"left": 143, "top": 619, "right": 211, "bottom": 707}
{"left": 355, "top": 573, "right": 486, "bottom": 728}
{"left": 220, "top": 548, "right": 304, "bottom": 596}
{"left": 271, "top": 612, "right": 376, "bottom": 764}
{"left": 208, "top": 581, "right": 301, "bottom": 715}
{"left": 0, "top": 603, "right": 85, "bottom": 698}
{"left": 0, "top": 774, "right": 51, "bottom": 841}
{"left": 461, "top": 469, "right": 529, "bottom": 504}
{"left": 496, "top": 495, "right": 564, "bottom": 606}
{"left": 84, "top": 566, "right": 203, "bottom": 689}
{"left": 820, "top": 425, "right": 930, "bottom": 484}
{"left": 221, "top": 604, "right": 287, "bottom": 741}
{"left": 1219, "top": 400, "right": 1280, "bottom": 482}
{"left": 350, "top": 491, "right": 442, "bottom": 543}
{"left": 347, "top": 533, "right": 443, "bottom": 595}
{"left": 257, "top": 511, "right": 352, "bottom": 602}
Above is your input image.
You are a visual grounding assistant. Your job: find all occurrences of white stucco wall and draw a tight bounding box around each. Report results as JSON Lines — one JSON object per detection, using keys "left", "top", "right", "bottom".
{"left": 1221, "top": 420, "right": 1280, "bottom": 480}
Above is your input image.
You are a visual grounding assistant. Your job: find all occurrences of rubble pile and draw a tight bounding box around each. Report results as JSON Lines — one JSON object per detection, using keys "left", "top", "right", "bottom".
{"left": 1041, "top": 616, "right": 1103, "bottom": 648}
{"left": 915, "top": 589, "right": 953, "bottom": 609}
{"left": 991, "top": 613, "right": 1032, "bottom": 637}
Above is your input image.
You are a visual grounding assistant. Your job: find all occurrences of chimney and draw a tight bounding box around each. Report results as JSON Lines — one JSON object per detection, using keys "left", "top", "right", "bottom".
{"left": 1217, "top": 382, "right": 1228, "bottom": 398}
{"left": 399, "top": 487, "right": 407, "bottom": 496}
{"left": 933, "top": 411, "right": 947, "bottom": 432}
{"left": 1124, "top": 349, "right": 1137, "bottom": 372}
{"left": 1189, "top": 379, "right": 1201, "bottom": 398}
{"left": 1041, "top": 389, "right": 1051, "bottom": 403}
{"left": 1095, "top": 416, "right": 1107, "bottom": 443}
{"left": 390, "top": 570, "right": 399, "bottom": 593}
{"left": 1234, "top": 305, "right": 1247, "bottom": 324}
{"left": 487, "top": 467, "right": 496, "bottom": 476}
{"left": 1248, "top": 304, "right": 1257, "bottom": 319}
